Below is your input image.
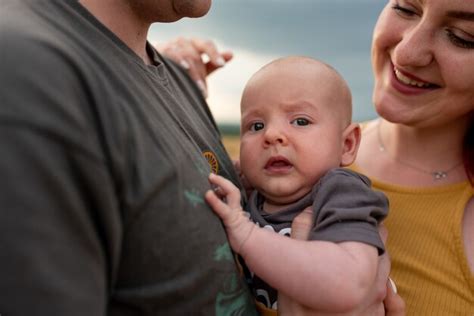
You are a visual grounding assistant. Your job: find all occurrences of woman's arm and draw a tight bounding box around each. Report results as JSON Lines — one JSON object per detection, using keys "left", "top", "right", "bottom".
{"left": 280, "top": 211, "right": 406, "bottom": 316}
{"left": 155, "top": 37, "right": 233, "bottom": 97}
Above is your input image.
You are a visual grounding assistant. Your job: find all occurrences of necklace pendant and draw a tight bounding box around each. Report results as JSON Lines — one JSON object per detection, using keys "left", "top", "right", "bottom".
{"left": 433, "top": 171, "right": 447, "bottom": 180}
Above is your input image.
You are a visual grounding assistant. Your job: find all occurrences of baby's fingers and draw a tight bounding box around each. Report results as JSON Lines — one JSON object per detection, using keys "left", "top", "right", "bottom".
{"left": 207, "top": 173, "right": 241, "bottom": 207}
{"left": 205, "top": 189, "right": 232, "bottom": 221}
{"left": 205, "top": 188, "right": 246, "bottom": 229}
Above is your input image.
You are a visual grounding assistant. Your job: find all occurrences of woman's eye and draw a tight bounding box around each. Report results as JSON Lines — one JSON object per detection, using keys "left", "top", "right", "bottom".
{"left": 291, "top": 118, "right": 310, "bottom": 126}
{"left": 392, "top": 3, "right": 417, "bottom": 17}
{"left": 250, "top": 122, "right": 264, "bottom": 131}
{"left": 446, "top": 29, "right": 474, "bottom": 49}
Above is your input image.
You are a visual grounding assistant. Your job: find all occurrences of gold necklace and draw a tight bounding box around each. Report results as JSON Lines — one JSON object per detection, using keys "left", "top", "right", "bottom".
{"left": 376, "top": 121, "right": 463, "bottom": 181}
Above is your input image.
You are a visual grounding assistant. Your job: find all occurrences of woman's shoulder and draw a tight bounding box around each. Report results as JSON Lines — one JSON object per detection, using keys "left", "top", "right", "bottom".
{"left": 352, "top": 118, "right": 382, "bottom": 176}
{"left": 357, "top": 118, "right": 379, "bottom": 132}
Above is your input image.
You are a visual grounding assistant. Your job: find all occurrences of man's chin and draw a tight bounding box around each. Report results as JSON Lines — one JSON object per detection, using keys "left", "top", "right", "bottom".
{"left": 174, "top": 0, "right": 212, "bottom": 18}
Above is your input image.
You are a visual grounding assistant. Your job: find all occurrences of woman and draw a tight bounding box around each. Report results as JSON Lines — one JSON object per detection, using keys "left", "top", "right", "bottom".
{"left": 353, "top": 0, "right": 474, "bottom": 314}
{"left": 159, "top": 1, "right": 473, "bottom": 314}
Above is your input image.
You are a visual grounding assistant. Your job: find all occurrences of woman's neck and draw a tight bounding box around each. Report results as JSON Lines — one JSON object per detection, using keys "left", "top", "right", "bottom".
{"left": 380, "top": 119, "right": 465, "bottom": 170}
{"left": 356, "top": 118, "right": 469, "bottom": 186}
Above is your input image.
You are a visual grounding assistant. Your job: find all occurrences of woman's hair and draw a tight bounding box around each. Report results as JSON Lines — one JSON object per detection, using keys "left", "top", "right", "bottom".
{"left": 464, "top": 118, "right": 474, "bottom": 185}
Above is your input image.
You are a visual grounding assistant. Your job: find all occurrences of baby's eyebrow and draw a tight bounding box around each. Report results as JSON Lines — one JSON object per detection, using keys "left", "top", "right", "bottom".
{"left": 280, "top": 101, "right": 319, "bottom": 114}
{"left": 240, "top": 111, "right": 263, "bottom": 127}
{"left": 241, "top": 108, "right": 263, "bottom": 119}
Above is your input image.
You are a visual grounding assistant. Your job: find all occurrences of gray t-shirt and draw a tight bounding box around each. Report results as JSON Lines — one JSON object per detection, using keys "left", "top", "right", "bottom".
{"left": 247, "top": 168, "right": 388, "bottom": 309}
{"left": 0, "top": 0, "right": 256, "bottom": 315}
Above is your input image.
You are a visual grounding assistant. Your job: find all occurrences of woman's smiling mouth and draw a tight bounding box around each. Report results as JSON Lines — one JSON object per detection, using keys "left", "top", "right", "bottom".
{"left": 393, "top": 66, "right": 439, "bottom": 89}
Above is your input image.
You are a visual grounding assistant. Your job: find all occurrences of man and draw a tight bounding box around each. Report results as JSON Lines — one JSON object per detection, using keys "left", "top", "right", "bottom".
{"left": 0, "top": 0, "right": 404, "bottom": 314}
{"left": 0, "top": 0, "right": 257, "bottom": 314}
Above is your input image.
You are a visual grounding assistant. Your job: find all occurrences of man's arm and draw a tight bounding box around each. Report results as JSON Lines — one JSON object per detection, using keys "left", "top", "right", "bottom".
{"left": 0, "top": 33, "right": 120, "bottom": 315}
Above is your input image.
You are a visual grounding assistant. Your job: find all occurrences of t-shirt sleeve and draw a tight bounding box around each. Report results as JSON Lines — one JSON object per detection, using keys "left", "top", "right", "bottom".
{"left": 0, "top": 31, "right": 121, "bottom": 316}
{"left": 308, "top": 169, "right": 389, "bottom": 254}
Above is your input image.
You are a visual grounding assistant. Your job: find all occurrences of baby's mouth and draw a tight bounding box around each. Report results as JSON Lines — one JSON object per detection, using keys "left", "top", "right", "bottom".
{"left": 265, "top": 156, "right": 293, "bottom": 170}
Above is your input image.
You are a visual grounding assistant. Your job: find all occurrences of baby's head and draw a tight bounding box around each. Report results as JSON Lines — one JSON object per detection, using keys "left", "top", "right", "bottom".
{"left": 241, "top": 56, "right": 353, "bottom": 129}
{"left": 239, "top": 56, "right": 361, "bottom": 210}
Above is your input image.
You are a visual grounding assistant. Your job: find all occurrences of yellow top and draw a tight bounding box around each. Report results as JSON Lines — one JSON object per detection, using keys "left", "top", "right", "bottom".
{"left": 350, "top": 164, "right": 474, "bottom": 315}
{"left": 255, "top": 301, "right": 276, "bottom": 316}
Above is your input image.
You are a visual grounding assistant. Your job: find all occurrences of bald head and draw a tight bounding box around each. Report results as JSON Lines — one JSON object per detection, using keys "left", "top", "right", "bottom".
{"left": 242, "top": 56, "right": 353, "bottom": 126}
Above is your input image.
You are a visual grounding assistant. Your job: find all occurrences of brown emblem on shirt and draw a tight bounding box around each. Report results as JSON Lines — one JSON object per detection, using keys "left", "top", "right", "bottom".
{"left": 203, "top": 151, "right": 219, "bottom": 174}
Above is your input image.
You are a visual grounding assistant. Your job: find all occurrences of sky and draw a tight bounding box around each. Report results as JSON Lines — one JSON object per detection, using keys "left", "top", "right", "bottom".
{"left": 149, "top": 0, "right": 387, "bottom": 125}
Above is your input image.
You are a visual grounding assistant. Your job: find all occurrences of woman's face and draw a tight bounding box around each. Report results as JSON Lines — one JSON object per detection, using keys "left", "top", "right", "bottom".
{"left": 372, "top": 0, "right": 474, "bottom": 128}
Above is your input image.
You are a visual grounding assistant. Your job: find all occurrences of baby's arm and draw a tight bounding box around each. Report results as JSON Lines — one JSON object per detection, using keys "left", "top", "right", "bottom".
{"left": 205, "top": 173, "right": 379, "bottom": 313}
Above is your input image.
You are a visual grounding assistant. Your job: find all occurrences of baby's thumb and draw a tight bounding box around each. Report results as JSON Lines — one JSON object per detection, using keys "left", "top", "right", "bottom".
{"left": 291, "top": 207, "right": 313, "bottom": 240}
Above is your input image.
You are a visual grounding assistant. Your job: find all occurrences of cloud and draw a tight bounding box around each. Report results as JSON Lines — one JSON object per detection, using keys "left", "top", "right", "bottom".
{"left": 149, "top": 0, "right": 385, "bottom": 124}
{"left": 206, "top": 47, "right": 278, "bottom": 123}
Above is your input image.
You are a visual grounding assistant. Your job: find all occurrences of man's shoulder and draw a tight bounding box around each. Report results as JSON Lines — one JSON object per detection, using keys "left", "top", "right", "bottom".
{"left": 0, "top": 1, "right": 78, "bottom": 67}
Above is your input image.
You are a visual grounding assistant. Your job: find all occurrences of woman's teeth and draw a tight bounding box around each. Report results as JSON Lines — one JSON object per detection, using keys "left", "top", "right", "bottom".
{"left": 394, "top": 69, "right": 430, "bottom": 88}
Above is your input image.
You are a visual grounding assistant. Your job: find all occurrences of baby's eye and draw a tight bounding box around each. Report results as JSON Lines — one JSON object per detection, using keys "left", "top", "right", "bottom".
{"left": 291, "top": 118, "right": 310, "bottom": 126}
{"left": 250, "top": 122, "right": 265, "bottom": 131}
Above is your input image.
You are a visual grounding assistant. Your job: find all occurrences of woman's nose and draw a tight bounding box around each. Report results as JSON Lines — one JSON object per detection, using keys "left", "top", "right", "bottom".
{"left": 393, "top": 22, "right": 435, "bottom": 68}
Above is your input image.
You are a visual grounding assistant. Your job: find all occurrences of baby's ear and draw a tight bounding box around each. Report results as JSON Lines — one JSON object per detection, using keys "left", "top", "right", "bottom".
{"left": 340, "top": 123, "right": 361, "bottom": 167}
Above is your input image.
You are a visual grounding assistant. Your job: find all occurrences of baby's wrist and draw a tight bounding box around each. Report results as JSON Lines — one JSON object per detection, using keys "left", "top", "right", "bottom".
{"left": 236, "top": 221, "right": 256, "bottom": 254}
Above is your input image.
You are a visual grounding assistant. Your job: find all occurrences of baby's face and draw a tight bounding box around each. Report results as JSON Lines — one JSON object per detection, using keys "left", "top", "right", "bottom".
{"left": 239, "top": 62, "right": 349, "bottom": 206}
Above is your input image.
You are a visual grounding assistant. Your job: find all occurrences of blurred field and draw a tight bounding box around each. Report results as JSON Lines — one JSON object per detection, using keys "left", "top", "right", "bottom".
{"left": 222, "top": 134, "right": 240, "bottom": 160}
{"left": 219, "top": 124, "right": 240, "bottom": 160}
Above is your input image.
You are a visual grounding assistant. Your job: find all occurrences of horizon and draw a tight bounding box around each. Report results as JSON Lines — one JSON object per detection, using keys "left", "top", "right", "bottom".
{"left": 150, "top": 0, "right": 386, "bottom": 125}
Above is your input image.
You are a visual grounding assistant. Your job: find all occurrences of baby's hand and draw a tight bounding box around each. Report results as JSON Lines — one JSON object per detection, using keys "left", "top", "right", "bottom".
{"left": 205, "top": 173, "right": 256, "bottom": 254}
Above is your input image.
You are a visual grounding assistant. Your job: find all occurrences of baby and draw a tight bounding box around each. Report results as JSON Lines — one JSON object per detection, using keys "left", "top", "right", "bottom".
{"left": 205, "top": 56, "right": 388, "bottom": 315}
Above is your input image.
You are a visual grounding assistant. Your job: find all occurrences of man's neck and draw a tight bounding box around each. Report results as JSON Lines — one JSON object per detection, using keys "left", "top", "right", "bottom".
{"left": 79, "top": 0, "right": 152, "bottom": 65}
